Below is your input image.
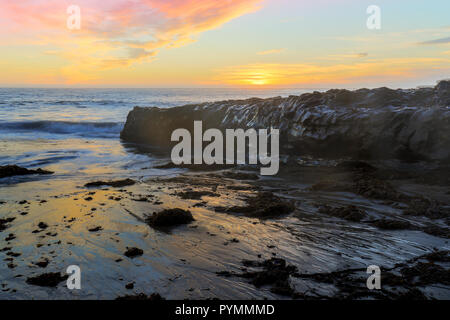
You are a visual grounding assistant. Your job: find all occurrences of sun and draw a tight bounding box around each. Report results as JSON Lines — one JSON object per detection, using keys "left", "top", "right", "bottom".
{"left": 245, "top": 72, "right": 271, "bottom": 86}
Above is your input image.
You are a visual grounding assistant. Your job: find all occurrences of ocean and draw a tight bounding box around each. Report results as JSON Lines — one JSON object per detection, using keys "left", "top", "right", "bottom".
{"left": 0, "top": 88, "right": 304, "bottom": 185}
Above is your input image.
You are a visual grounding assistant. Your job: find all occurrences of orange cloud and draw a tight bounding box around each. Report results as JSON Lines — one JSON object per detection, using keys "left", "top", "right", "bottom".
{"left": 0, "top": 0, "right": 263, "bottom": 83}
{"left": 257, "top": 48, "right": 286, "bottom": 55}
{"left": 214, "top": 58, "right": 450, "bottom": 87}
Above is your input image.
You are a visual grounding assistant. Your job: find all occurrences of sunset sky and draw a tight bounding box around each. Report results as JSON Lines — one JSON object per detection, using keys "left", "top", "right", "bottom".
{"left": 0, "top": 0, "right": 449, "bottom": 88}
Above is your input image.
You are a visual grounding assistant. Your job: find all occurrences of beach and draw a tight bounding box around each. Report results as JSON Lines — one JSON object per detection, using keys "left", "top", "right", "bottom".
{"left": 0, "top": 84, "right": 449, "bottom": 300}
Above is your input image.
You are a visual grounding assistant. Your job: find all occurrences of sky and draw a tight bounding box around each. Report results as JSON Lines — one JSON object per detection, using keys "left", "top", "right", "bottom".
{"left": 0, "top": 0, "right": 449, "bottom": 88}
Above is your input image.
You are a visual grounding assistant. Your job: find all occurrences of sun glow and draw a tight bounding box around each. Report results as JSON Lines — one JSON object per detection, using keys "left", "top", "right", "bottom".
{"left": 0, "top": 0, "right": 449, "bottom": 87}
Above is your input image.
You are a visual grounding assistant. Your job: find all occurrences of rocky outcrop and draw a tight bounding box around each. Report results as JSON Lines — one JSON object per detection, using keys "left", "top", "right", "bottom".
{"left": 121, "top": 80, "right": 450, "bottom": 162}
{"left": 0, "top": 165, "right": 53, "bottom": 179}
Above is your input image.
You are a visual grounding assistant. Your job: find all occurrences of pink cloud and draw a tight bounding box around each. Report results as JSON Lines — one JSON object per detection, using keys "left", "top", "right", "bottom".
{"left": 0, "top": 0, "right": 262, "bottom": 78}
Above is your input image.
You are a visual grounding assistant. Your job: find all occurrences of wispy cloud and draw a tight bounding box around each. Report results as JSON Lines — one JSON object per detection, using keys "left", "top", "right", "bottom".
{"left": 322, "top": 53, "right": 368, "bottom": 60}
{"left": 0, "top": 0, "right": 263, "bottom": 83}
{"left": 418, "top": 36, "right": 450, "bottom": 45}
{"left": 257, "top": 48, "right": 286, "bottom": 55}
{"left": 214, "top": 57, "right": 450, "bottom": 86}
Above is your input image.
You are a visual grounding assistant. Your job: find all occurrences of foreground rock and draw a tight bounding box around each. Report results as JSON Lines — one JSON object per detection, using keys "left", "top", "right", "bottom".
{"left": 295, "top": 250, "right": 450, "bottom": 299}
{"left": 176, "top": 190, "right": 219, "bottom": 200}
{"left": 215, "top": 192, "right": 295, "bottom": 219}
{"left": 115, "top": 293, "right": 164, "bottom": 301}
{"left": 84, "top": 178, "right": 136, "bottom": 188}
{"left": 218, "top": 250, "right": 450, "bottom": 299}
{"left": 26, "top": 273, "right": 68, "bottom": 287}
{"left": 318, "top": 205, "right": 366, "bottom": 222}
{"left": 121, "top": 80, "right": 450, "bottom": 162}
{"left": 124, "top": 247, "right": 143, "bottom": 258}
{"left": 0, "top": 217, "right": 15, "bottom": 232}
{"left": 145, "top": 209, "right": 195, "bottom": 229}
{"left": 232, "top": 258, "right": 300, "bottom": 298}
{"left": 310, "top": 161, "right": 450, "bottom": 225}
{"left": 0, "top": 165, "right": 53, "bottom": 179}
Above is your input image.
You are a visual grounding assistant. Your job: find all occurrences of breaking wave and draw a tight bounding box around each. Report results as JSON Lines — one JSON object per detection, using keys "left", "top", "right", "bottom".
{"left": 0, "top": 120, "right": 123, "bottom": 139}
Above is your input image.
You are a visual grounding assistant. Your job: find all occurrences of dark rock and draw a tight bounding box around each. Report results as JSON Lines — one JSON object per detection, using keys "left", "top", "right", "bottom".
{"left": 125, "top": 282, "right": 134, "bottom": 290}
{"left": 422, "top": 225, "right": 450, "bottom": 239}
{"left": 193, "top": 202, "right": 207, "bottom": 208}
{"left": 217, "top": 192, "right": 294, "bottom": 219}
{"left": 293, "top": 251, "right": 450, "bottom": 299}
{"left": 372, "top": 219, "right": 412, "bottom": 230}
{"left": 218, "top": 258, "right": 300, "bottom": 298}
{"left": 34, "top": 258, "right": 49, "bottom": 268}
{"left": 222, "top": 171, "right": 259, "bottom": 180}
{"left": 84, "top": 179, "right": 136, "bottom": 188}
{"left": 5, "top": 234, "right": 16, "bottom": 241}
{"left": 226, "top": 185, "right": 259, "bottom": 191}
{"left": 145, "top": 208, "right": 195, "bottom": 228}
{"left": 318, "top": 205, "right": 366, "bottom": 222}
{"left": 88, "top": 226, "right": 102, "bottom": 232}
{"left": 124, "top": 247, "right": 143, "bottom": 258}
{"left": 38, "top": 222, "right": 48, "bottom": 230}
{"left": 353, "top": 175, "right": 404, "bottom": 201}
{"left": 400, "top": 262, "right": 450, "bottom": 286}
{"left": 337, "top": 161, "right": 377, "bottom": 173}
{"left": 26, "top": 272, "right": 68, "bottom": 287}
{"left": 154, "top": 162, "right": 235, "bottom": 171}
{"left": 404, "top": 198, "right": 450, "bottom": 219}
{"left": 115, "top": 293, "right": 164, "bottom": 301}
{"left": 310, "top": 180, "right": 350, "bottom": 192}
{"left": 216, "top": 271, "right": 233, "bottom": 277}
{"left": 121, "top": 81, "right": 450, "bottom": 162}
{"left": 176, "top": 191, "right": 219, "bottom": 200}
{"left": 0, "top": 165, "right": 53, "bottom": 179}
{"left": 421, "top": 250, "right": 450, "bottom": 262}
{"left": 132, "top": 197, "right": 150, "bottom": 202}
{"left": 0, "top": 217, "right": 15, "bottom": 232}
{"left": 311, "top": 167, "right": 406, "bottom": 202}
{"left": 6, "top": 252, "right": 21, "bottom": 257}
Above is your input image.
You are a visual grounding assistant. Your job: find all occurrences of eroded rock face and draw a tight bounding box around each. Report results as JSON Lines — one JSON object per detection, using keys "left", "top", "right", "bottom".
{"left": 121, "top": 80, "right": 450, "bottom": 162}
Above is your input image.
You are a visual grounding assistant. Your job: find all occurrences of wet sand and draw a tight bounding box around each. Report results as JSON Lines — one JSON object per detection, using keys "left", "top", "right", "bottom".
{"left": 0, "top": 160, "right": 449, "bottom": 299}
